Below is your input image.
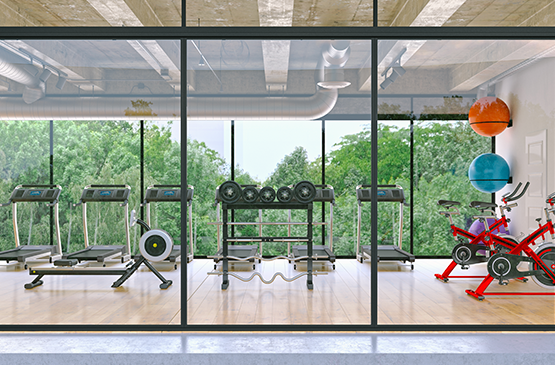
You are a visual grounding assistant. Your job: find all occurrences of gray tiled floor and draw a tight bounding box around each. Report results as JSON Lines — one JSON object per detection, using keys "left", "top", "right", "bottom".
{"left": 0, "top": 332, "right": 553, "bottom": 364}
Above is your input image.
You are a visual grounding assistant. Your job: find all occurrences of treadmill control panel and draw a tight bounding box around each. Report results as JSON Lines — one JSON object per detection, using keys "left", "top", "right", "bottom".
{"left": 10, "top": 188, "right": 61, "bottom": 203}
{"left": 357, "top": 188, "right": 405, "bottom": 203}
{"left": 313, "top": 189, "right": 335, "bottom": 203}
{"left": 145, "top": 188, "right": 194, "bottom": 202}
{"left": 80, "top": 188, "right": 130, "bottom": 202}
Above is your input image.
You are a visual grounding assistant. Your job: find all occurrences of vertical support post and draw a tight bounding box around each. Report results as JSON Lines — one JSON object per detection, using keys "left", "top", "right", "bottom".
{"left": 124, "top": 202, "right": 131, "bottom": 255}
{"left": 307, "top": 202, "right": 313, "bottom": 290}
{"left": 410, "top": 115, "right": 414, "bottom": 255}
{"left": 230, "top": 120, "right": 235, "bottom": 239}
{"left": 50, "top": 120, "right": 54, "bottom": 247}
{"left": 54, "top": 202, "right": 61, "bottom": 255}
{"left": 288, "top": 209, "right": 292, "bottom": 256}
{"left": 330, "top": 203, "right": 334, "bottom": 251}
{"left": 371, "top": 38, "right": 378, "bottom": 327}
{"left": 82, "top": 202, "right": 89, "bottom": 248}
{"left": 216, "top": 203, "right": 221, "bottom": 251}
{"left": 181, "top": 37, "right": 187, "bottom": 327}
{"left": 140, "top": 120, "right": 145, "bottom": 236}
{"left": 491, "top": 136, "right": 496, "bottom": 204}
{"left": 259, "top": 209, "right": 263, "bottom": 256}
{"left": 222, "top": 204, "right": 229, "bottom": 290}
{"left": 189, "top": 200, "right": 194, "bottom": 260}
{"left": 321, "top": 119, "right": 326, "bottom": 245}
{"left": 13, "top": 203, "right": 19, "bottom": 247}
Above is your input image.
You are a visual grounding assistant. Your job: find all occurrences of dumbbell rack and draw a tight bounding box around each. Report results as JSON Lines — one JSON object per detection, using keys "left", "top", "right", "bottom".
{"left": 218, "top": 201, "right": 314, "bottom": 290}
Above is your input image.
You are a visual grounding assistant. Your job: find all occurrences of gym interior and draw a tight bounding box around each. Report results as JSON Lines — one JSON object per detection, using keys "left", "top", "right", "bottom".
{"left": 1, "top": 0, "right": 555, "bottom": 351}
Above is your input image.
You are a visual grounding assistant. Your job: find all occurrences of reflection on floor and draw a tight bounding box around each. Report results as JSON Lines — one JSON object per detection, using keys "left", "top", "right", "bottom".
{"left": 0, "top": 264, "right": 181, "bottom": 325}
{"left": 1, "top": 258, "right": 554, "bottom": 325}
{"left": 188, "top": 259, "right": 555, "bottom": 325}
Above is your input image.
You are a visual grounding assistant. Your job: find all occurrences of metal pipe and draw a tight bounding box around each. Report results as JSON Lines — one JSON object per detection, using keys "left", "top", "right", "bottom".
{"left": 82, "top": 202, "right": 88, "bottom": 248}
{"left": 13, "top": 203, "right": 19, "bottom": 247}
{"left": 124, "top": 203, "right": 130, "bottom": 255}
{"left": 54, "top": 202, "right": 61, "bottom": 255}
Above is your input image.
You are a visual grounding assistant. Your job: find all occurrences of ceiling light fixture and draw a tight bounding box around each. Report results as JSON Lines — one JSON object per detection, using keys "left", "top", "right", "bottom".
{"left": 380, "top": 48, "right": 407, "bottom": 90}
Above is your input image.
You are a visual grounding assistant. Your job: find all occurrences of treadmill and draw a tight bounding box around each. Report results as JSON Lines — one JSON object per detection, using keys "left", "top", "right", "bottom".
{"left": 356, "top": 184, "right": 415, "bottom": 269}
{"left": 290, "top": 185, "right": 336, "bottom": 270}
{"left": 64, "top": 185, "right": 131, "bottom": 265}
{"left": 212, "top": 184, "right": 258, "bottom": 270}
{"left": 0, "top": 185, "right": 63, "bottom": 268}
{"left": 142, "top": 184, "right": 194, "bottom": 266}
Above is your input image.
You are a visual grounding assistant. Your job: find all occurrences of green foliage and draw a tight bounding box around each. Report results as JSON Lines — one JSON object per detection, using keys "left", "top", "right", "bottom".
{"left": 0, "top": 117, "right": 490, "bottom": 258}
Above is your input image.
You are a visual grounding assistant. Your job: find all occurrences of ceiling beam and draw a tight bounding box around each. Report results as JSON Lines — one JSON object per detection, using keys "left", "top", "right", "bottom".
{"left": 259, "top": 0, "right": 294, "bottom": 91}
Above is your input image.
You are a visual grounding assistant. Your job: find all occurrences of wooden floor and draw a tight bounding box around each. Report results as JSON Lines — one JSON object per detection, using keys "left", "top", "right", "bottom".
{"left": 0, "top": 263, "right": 182, "bottom": 325}
{"left": 1, "top": 259, "right": 554, "bottom": 325}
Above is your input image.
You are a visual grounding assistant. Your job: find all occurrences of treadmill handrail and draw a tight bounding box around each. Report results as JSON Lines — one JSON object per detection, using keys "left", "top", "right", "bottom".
{"left": 19, "top": 184, "right": 62, "bottom": 189}
{"left": 87, "top": 184, "right": 131, "bottom": 188}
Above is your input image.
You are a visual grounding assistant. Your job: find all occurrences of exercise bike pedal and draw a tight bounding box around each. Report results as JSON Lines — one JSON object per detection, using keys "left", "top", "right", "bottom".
{"left": 498, "top": 279, "right": 509, "bottom": 286}
{"left": 461, "top": 265, "right": 469, "bottom": 270}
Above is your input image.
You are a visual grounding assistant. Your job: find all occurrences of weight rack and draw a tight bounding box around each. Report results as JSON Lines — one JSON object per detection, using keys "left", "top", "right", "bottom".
{"left": 216, "top": 201, "right": 315, "bottom": 290}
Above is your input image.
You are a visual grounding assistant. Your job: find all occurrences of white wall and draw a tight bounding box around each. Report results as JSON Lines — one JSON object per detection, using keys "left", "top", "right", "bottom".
{"left": 495, "top": 57, "right": 555, "bottom": 242}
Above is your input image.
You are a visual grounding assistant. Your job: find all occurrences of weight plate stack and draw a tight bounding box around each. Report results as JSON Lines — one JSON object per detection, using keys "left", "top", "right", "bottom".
{"left": 259, "top": 186, "right": 276, "bottom": 203}
{"left": 277, "top": 186, "right": 293, "bottom": 203}
{"left": 242, "top": 186, "right": 259, "bottom": 203}
{"left": 293, "top": 180, "right": 316, "bottom": 203}
{"left": 218, "top": 180, "right": 242, "bottom": 204}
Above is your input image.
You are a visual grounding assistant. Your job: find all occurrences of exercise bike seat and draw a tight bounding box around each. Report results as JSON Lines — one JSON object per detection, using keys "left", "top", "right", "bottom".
{"left": 438, "top": 200, "right": 461, "bottom": 207}
{"left": 469, "top": 201, "right": 497, "bottom": 209}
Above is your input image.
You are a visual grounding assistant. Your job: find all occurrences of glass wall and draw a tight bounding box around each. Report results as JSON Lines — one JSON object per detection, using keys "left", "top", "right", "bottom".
{"left": 0, "top": 39, "right": 181, "bottom": 325}
{"left": 187, "top": 39, "right": 372, "bottom": 325}
{"left": 378, "top": 39, "right": 555, "bottom": 325}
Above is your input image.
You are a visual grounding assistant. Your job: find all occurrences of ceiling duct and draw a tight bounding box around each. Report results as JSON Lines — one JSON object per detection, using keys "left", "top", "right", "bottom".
{"left": 187, "top": 88, "right": 338, "bottom": 121}
{"left": 0, "top": 41, "right": 351, "bottom": 121}
{"left": 0, "top": 46, "right": 46, "bottom": 104}
{"left": 316, "top": 41, "right": 351, "bottom": 89}
{"left": 0, "top": 97, "right": 180, "bottom": 121}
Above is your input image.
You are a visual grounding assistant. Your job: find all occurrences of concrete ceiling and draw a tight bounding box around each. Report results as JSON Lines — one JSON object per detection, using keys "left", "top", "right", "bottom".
{"left": 0, "top": 0, "right": 553, "bottom": 112}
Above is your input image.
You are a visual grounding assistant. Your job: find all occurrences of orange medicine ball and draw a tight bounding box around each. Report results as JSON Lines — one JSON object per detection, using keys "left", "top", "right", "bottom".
{"left": 468, "top": 97, "right": 510, "bottom": 137}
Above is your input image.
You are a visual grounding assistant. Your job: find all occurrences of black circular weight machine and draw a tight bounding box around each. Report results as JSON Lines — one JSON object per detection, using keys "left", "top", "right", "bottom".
{"left": 24, "top": 209, "right": 173, "bottom": 290}
{"left": 356, "top": 184, "right": 415, "bottom": 269}
{"left": 141, "top": 184, "right": 194, "bottom": 266}
{"left": 209, "top": 180, "right": 327, "bottom": 290}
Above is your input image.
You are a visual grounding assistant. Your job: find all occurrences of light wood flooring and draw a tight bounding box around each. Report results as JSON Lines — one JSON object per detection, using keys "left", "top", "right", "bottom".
{"left": 1, "top": 259, "right": 554, "bottom": 325}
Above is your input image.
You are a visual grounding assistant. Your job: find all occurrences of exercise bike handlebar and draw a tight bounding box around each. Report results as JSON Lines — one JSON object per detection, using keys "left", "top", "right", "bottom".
{"left": 502, "top": 182, "right": 522, "bottom": 199}
{"left": 503, "top": 182, "right": 530, "bottom": 203}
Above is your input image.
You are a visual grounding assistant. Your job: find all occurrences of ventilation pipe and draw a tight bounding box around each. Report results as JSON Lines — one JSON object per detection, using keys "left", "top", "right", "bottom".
{"left": 0, "top": 46, "right": 46, "bottom": 104}
{"left": 0, "top": 41, "right": 351, "bottom": 120}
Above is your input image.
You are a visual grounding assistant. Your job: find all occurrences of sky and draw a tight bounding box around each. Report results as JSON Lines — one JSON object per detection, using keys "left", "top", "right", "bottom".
{"left": 163, "top": 119, "right": 409, "bottom": 182}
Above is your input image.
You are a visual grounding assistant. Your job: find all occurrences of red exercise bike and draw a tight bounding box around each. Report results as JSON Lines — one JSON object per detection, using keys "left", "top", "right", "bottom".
{"left": 435, "top": 182, "right": 528, "bottom": 282}
{"left": 466, "top": 191, "right": 555, "bottom": 300}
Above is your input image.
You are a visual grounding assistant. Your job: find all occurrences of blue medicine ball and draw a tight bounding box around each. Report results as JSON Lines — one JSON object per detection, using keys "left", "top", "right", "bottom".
{"left": 468, "top": 153, "right": 510, "bottom": 193}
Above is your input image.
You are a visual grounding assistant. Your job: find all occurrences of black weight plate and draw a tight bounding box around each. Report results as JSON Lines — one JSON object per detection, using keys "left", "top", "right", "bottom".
{"left": 242, "top": 186, "right": 259, "bottom": 203}
{"left": 145, "top": 235, "right": 167, "bottom": 257}
{"left": 277, "top": 186, "right": 293, "bottom": 203}
{"left": 259, "top": 186, "right": 276, "bottom": 203}
{"left": 219, "top": 180, "right": 242, "bottom": 204}
{"left": 294, "top": 180, "right": 316, "bottom": 203}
